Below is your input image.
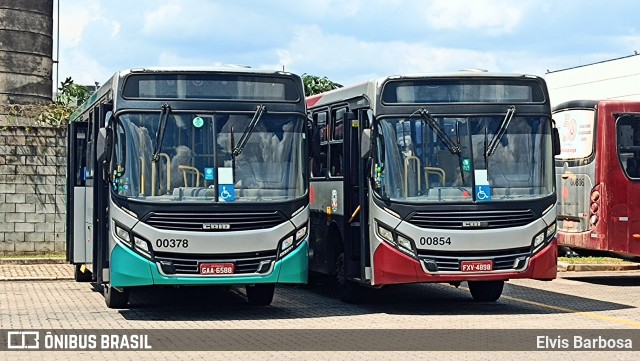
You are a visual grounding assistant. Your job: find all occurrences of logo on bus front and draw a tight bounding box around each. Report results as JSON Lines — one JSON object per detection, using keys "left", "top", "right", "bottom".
{"left": 462, "top": 221, "right": 489, "bottom": 228}
{"left": 202, "top": 223, "right": 231, "bottom": 230}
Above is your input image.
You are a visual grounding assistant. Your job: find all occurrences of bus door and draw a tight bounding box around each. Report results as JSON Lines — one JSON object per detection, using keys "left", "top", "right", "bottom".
{"left": 344, "top": 108, "right": 364, "bottom": 282}
{"left": 66, "top": 121, "right": 90, "bottom": 264}
{"left": 555, "top": 107, "right": 598, "bottom": 249}
{"left": 615, "top": 113, "right": 640, "bottom": 255}
{"left": 92, "top": 104, "right": 113, "bottom": 284}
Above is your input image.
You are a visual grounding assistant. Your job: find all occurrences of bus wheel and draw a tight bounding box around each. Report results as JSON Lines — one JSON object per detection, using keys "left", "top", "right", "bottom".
{"left": 467, "top": 280, "right": 504, "bottom": 302}
{"left": 336, "top": 253, "right": 362, "bottom": 303}
{"left": 74, "top": 264, "right": 92, "bottom": 282}
{"left": 103, "top": 284, "right": 130, "bottom": 309}
{"left": 246, "top": 284, "right": 275, "bottom": 306}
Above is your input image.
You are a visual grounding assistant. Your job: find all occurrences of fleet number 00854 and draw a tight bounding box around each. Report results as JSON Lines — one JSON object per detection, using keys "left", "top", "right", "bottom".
{"left": 419, "top": 236, "right": 451, "bottom": 246}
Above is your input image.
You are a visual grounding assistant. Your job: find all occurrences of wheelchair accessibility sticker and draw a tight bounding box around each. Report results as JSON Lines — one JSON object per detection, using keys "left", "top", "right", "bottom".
{"left": 219, "top": 185, "right": 235, "bottom": 202}
{"left": 475, "top": 185, "right": 491, "bottom": 202}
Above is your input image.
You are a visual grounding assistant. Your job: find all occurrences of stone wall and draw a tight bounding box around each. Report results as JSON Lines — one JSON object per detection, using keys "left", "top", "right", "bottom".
{"left": 0, "top": 126, "right": 66, "bottom": 255}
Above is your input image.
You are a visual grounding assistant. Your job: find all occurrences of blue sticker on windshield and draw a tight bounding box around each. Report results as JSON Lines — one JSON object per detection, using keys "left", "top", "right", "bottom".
{"left": 204, "top": 167, "right": 214, "bottom": 181}
{"left": 475, "top": 185, "right": 491, "bottom": 202}
{"left": 219, "top": 185, "right": 235, "bottom": 202}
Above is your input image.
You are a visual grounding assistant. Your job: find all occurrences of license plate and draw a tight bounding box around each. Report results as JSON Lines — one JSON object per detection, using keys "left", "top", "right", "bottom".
{"left": 460, "top": 260, "right": 493, "bottom": 272}
{"left": 199, "top": 263, "right": 235, "bottom": 275}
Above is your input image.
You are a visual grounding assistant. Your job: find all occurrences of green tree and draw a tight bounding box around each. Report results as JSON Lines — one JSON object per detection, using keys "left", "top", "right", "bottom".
{"left": 301, "top": 73, "right": 342, "bottom": 96}
{"left": 37, "top": 77, "right": 90, "bottom": 127}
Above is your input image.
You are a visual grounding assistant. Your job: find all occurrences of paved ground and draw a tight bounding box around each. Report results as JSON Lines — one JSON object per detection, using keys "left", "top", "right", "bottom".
{"left": 0, "top": 263, "right": 639, "bottom": 360}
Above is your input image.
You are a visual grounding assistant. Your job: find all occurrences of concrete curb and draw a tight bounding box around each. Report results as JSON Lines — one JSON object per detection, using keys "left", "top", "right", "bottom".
{"left": 557, "top": 261, "right": 640, "bottom": 272}
{"left": 0, "top": 276, "right": 74, "bottom": 281}
{"left": 0, "top": 258, "right": 67, "bottom": 265}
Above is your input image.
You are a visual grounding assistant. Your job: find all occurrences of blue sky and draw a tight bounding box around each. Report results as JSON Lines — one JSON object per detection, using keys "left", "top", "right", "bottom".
{"left": 54, "top": 0, "right": 640, "bottom": 89}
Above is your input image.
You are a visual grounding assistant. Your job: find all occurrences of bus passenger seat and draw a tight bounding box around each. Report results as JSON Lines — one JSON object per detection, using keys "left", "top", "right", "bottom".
{"left": 627, "top": 158, "right": 640, "bottom": 178}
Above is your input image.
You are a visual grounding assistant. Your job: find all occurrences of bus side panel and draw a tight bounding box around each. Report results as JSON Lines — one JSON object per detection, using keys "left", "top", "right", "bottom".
{"left": 66, "top": 121, "right": 89, "bottom": 263}
{"left": 72, "top": 188, "right": 87, "bottom": 262}
{"left": 84, "top": 187, "right": 94, "bottom": 265}
{"left": 604, "top": 104, "right": 640, "bottom": 256}
{"left": 556, "top": 160, "right": 600, "bottom": 250}
{"left": 309, "top": 180, "right": 344, "bottom": 275}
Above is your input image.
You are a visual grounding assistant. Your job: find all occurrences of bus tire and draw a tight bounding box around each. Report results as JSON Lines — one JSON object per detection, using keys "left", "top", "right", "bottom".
{"left": 74, "top": 264, "right": 92, "bottom": 282}
{"left": 246, "top": 284, "right": 275, "bottom": 306}
{"left": 468, "top": 280, "right": 504, "bottom": 302}
{"left": 104, "top": 284, "right": 130, "bottom": 309}
{"left": 336, "top": 252, "right": 362, "bottom": 303}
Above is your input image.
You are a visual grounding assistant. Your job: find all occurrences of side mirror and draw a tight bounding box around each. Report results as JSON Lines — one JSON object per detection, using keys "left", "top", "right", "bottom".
{"left": 96, "top": 127, "right": 113, "bottom": 163}
{"left": 361, "top": 128, "right": 372, "bottom": 159}
{"left": 552, "top": 127, "right": 561, "bottom": 156}
{"left": 365, "top": 109, "right": 373, "bottom": 128}
{"left": 104, "top": 111, "right": 113, "bottom": 127}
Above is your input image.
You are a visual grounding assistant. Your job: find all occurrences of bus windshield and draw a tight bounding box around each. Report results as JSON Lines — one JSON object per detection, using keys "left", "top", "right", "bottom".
{"left": 113, "top": 111, "right": 307, "bottom": 202}
{"left": 373, "top": 114, "right": 554, "bottom": 202}
{"left": 554, "top": 108, "right": 596, "bottom": 160}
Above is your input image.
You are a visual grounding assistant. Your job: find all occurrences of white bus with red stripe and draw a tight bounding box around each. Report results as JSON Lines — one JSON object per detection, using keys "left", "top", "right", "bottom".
{"left": 306, "top": 72, "right": 560, "bottom": 302}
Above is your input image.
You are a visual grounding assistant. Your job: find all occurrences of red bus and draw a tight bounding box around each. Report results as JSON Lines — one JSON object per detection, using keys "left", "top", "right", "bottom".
{"left": 307, "top": 72, "right": 560, "bottom": 302}
{"left": 555, "top": 100, "right": 640, "bottom": 258}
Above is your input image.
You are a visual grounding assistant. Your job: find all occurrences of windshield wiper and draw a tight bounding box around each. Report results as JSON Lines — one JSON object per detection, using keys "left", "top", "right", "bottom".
{"left": 485, "top": 105, "right": 516, "bottom": 157}
{"left": 418, "top": 109, "right": 460, "bottom": 155}
{"left": 152, "top": 103, "right": 171, "bottom": 162}
{"left": 419, "top": 109, "right": 465, "bottom": 184}
{"left": 233, "top": 104, "right": 266, "bottom": 157}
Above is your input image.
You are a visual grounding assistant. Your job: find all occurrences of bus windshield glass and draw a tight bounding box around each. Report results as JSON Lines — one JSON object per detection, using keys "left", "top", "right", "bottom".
{"left": 112, "top": 111, "right": 307, "bottom": 202}
{"left": 373, "top": 114, "right": 554, "bottom": 202}
{"left": 554, "top": 108, "right": 596, "bottom": 160}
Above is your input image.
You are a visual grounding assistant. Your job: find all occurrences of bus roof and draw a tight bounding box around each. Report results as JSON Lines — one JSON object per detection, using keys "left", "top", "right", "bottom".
{"left": 307, "top": 71, "right": 544, "bottom": 109}
{"left": 70, "top": 67, "right": 301, "bottom": 121}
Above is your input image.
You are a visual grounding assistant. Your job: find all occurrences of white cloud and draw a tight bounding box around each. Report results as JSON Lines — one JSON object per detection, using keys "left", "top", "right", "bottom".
{"left": 142, "top": 1, "right": 185, "bottom": 36}
{"left": 110, "top": 21, "right": 121, "bottom": 38}
{"left": 58, "top": 1, "right": 101, "bottom": 48}
{"left": 57, "top": 49, "right": 111, "bottom": 87}
{"left": 274, "top": 26, "right": 500, "bottom": 85}
{"left": 423, "top": 0, "right": 529, "bottom": 35}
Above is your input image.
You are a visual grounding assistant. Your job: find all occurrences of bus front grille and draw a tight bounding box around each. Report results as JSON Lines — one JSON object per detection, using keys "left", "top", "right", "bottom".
{"left": 418, "top": 247, "right": 531, "bottom": 272}
{"left": 154, "top": 250, "right": 277, "bottom": 275}
{"left": 407, "top": 209, "right": 536, "bottom": 229}
{"left": 143, "top": 211, "right": 287, "bottom": 232}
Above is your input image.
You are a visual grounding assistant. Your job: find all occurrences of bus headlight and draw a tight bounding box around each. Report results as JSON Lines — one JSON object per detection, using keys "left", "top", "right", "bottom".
{"left": 533, "top": 232, "right": 545, "bottom": 249}
{"left": 280, "top": 236, "right": 294, "bottom": 253}
{"left": 278, "top": 223, "right": 308, "bottom": 259}
{"left": 114, "top": 223, "right": 130, "bottom": 244}
{"left": 546, "top": 222, "right": 557, "bottom": 238}
{"left": 397, "top": 234, "right": 414, "bottom": 254}
{"left": 376, "top": 221, "right": 416, "bottom": 258}
{"left": 133, "top": 236, "right": 152, "bottom": 258}
{"left": 532, "top": 222, "right": 556, "bottom": 253}
{"left": 295, "top": 225, "right": 308, "bottom": 242}
{"left": 376, "top": 224, "right": 395, "bottom": 245}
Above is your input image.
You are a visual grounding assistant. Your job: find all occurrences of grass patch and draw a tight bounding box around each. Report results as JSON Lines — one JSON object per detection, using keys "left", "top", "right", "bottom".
{"left": 558, "top": 256, "right": 633, "bottom": 264}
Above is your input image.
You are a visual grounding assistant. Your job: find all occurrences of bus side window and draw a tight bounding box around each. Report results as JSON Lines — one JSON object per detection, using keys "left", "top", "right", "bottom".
{"left": 311, "top": 111, "right": 328, "bottom": 178}
{"left": 330, "top": 108, "right": 346, "bottom": 177}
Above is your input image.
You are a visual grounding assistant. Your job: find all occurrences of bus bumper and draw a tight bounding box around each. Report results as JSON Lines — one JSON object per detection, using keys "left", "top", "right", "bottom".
{"left": 372, "top": 238, "right": 557, "bottom": 285}
{"left": 110, "top": 240, "right": 308, "bottom": 288}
